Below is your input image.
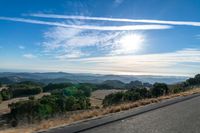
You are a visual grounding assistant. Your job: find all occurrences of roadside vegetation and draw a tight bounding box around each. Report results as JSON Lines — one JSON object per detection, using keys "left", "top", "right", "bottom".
{"left": 103, "top": 74, "right": 200, "bottom": 106}
{"left": 103, "top": 83, "right": 168, "bottom": 106}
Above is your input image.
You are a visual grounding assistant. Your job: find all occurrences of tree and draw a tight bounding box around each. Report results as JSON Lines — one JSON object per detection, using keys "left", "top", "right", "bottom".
{"left": 137, "top": 88, "right": 151, "bottom": 98}
{"left": 43, "top": 83, "right": 73, "bottom": 92}
{"left": 194, "top": 74, "right": 200, "bottom": 84}
{"left": 151, "top": 83, "right": 169, "bottom": 97}
{"left": 1, "top": 89, "right": 12, "bottom": 100}
{"left": 186, "top": 78, "right": 197, "bottom": 86}
{"left": 77, "top": 84, "right": 92, "bottom": 97}
{"left": 185, "top": 74, "right": 200, "bottom": 86}
{"left": 9, "top": 94, "right": 91, "bottom": 123}
{"left": 103, "top": 92, "right": 125, "bottom": 106}
{"left": 0, "top": 82, "right": 2, "bottom": 88}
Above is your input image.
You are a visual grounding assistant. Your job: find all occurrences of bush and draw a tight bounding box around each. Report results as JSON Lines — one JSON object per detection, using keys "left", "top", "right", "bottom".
{"left": 43, "top": 83, "right": 73, "bottom": 92}
{"left": 9, "top": 81, "right": 43, "bottom": 98}
{"left": 12, "top": 87, "right": 42, "bottom": 98}
{"left": 9, "top": 94, "right": 91, "bottom": 123}
{"left": 151, "top": 83, "right": 169, "bottom": 97}
{"left": 103, "top": 88, "right": 151, "bottom": 106}
{"left": 103, "top": 92, "right": 124, "bottom": 106}
{"left": 185, "top": 74, "right": 200, "bottom": 86}
{"left": 1, "top": 89, "right": 12, "bottom": 100}
{"left": 62, "top": 84, "right": 93, "bottom": 98}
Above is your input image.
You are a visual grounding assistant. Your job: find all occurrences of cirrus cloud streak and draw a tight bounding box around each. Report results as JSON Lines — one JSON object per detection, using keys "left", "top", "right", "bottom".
{"left": 0, "top": 16, "right": 172, "bottom": 31}
{"left": 31, "top": 13, "right": 200, "bottom": 26}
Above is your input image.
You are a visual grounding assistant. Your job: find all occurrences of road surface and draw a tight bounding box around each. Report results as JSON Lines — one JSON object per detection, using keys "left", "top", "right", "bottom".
{"left": 42, "top": 94, "right": 200, "bottom": 133}
{"left": 82, "top": 95, "right": 200, "bottom": 133}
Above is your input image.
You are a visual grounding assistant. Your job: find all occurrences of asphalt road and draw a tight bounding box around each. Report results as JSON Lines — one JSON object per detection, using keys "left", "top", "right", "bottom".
{"left": 41, "top": 94, "right": 200, "bottom": 133}
{"left": 82, "top": 95, "right": 200, "bottom": 133}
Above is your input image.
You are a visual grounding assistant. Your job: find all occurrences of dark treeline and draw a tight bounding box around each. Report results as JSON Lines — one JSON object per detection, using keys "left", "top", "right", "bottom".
{"left": 0, "top": 81, "right": 43, "bottom": 102}
{"left": 43, "top": 83, "right": 73, "bottom": 92}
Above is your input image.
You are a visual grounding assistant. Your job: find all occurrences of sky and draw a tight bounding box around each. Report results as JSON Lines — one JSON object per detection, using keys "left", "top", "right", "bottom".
{"left": 0, "top": 0, "right": 200, "bottom": 76}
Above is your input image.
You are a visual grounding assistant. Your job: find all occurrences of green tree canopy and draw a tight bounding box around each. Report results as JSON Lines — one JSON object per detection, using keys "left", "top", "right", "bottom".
{"left": 151, "top": 83, "right": 169, "bottom": 97}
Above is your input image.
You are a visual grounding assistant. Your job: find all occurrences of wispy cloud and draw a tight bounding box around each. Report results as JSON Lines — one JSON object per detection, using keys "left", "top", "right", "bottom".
{"left": 23, "top": 54, "right": 37, "bottom": 59}
{"left": 42, "top": 26, "right": 147, "bottom": 59}
{"left": 42, "top": 27, "right": 122, "bottom": 59}
{"left": 68, "top": 48, "right": 200, "bottom": 76}
{"left": 55, "top": 50, "right": 86, "bottom": 59}
{"left": 31, "top": 13, "right": 200, "bottom": 27}
{"left": 18, "top": 48, "right": 199, "bottom": 76}
{"left": 19, "top": 45, "right": 25, "bottom": 50}
{"left": 0, "top": 16, "right": 172, "bottom": 31}
{"left": 78, "top": 48, "right": 200, "bottom": 63}
{"left": 4, "top": 48, "right": 200, "bottom": 76}
{"left": 114, "top": 0, "right": 124, "bottom": 5}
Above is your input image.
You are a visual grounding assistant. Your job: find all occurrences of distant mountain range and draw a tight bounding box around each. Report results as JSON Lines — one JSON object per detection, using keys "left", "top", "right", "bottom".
{"left": 0, "top": 72, "right": 188, "bottom": 84}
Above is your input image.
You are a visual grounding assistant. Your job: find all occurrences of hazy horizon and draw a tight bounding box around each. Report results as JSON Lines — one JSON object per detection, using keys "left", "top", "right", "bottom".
{"left": 0, "top": 69, "right": 190, "bottom": 77}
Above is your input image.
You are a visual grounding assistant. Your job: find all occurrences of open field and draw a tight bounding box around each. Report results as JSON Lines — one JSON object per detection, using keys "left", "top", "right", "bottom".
{"left": 1, "top": 88, "right": 200, "bottom": 133}
{"left": 90, "top": 89, "right": 125, "bottom": 107}
{"left": 0, "top": 93, "right": 50, "bottom": 115}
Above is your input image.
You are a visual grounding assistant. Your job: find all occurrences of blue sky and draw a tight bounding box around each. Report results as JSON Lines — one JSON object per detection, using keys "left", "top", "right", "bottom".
{"left": 0, "top": 0, "right": 200, "bottom": 76}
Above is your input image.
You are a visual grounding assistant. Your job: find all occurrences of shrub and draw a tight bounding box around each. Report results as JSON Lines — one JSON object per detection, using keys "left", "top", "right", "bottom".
{"left": 1, "top": 89, "right": 12, "bottom": 100}
{"left": 8, "top": 94, "right": 91, "bottom": 123}
{"left": 62, "top": 84, "right": 92, "bottom": 98}
{"left": 151, "top": 83, "right": 169, "bottom": 97}
{"left": 11, "top": 87, "right": 42, "bottom": 97}
{"left": 103, "top": 88, "right": 151, "bottom": 106}
{"left": 9, "top": 81, "right": 43, "bottom": 98}
{"left": 43, "top": 83, "right": 73, "bottom": 92}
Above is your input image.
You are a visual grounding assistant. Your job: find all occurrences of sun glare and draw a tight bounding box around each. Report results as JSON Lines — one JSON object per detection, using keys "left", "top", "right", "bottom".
{"left": 115, "top": 33, "right": 145, "bottom": 54}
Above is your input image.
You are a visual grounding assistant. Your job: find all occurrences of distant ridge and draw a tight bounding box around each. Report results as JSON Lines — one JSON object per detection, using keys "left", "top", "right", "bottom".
{"left": 0, "top": 72, "right": 188, "bottom": 84}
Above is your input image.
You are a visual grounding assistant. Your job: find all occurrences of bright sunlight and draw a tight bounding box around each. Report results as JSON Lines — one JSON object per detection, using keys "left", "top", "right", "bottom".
{"left": 114, "top": 33, "right": 145, "bottom": 55}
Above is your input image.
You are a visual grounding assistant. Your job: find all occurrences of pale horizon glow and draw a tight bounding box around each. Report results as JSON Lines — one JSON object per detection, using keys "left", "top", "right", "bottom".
{"left": 1, "top": 48, "right": 200, "bottom": 77}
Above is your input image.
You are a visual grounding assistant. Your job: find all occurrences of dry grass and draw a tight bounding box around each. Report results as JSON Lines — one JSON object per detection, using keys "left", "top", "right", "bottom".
{"left": 1, "top": 88, "right": 200, "bottom": 133}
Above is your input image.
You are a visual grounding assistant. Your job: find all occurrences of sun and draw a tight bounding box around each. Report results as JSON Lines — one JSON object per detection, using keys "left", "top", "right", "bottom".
{"left": 115, "top": 33, "right": 145, "bottom": 54}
